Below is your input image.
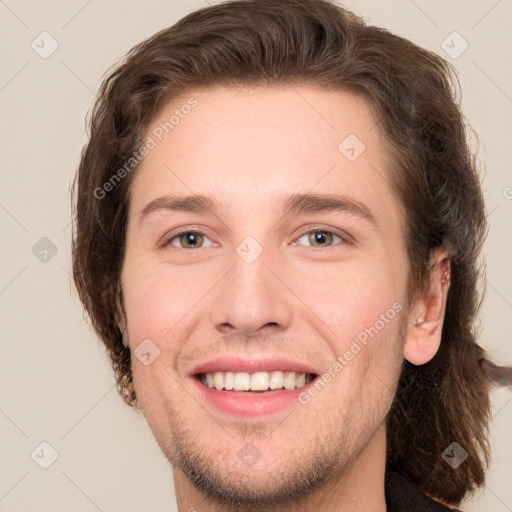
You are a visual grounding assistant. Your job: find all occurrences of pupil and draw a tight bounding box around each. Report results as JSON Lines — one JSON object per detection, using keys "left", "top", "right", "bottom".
{"left": 311, "top": 230, "right": 331, "bottom": 246}
{"left": 183, "top": 232, "right": 201, "bottom": 247}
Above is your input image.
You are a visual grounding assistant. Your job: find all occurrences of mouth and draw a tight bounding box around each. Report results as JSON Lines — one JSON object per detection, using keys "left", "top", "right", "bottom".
{"left": 195, "top": 370, "right": 318, "bottom": 394}
{"left": 189, "top": 356, "right": 321, "bottom": 416}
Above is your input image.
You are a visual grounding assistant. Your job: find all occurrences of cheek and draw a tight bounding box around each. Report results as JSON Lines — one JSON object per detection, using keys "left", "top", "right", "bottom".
{"left": 122, "top": 260, "right": 205, "bottom": 342}
{"left": 287, "top": 256, "right": 405, "bottom": 348}
{"left": 131, "top": 353, "right": 178, "bottom": 412}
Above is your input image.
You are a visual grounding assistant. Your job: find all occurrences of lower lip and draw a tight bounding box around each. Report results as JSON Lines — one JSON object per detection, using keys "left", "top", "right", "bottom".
{"left": 192, "top": 377, "right": 316, "bottom": 417}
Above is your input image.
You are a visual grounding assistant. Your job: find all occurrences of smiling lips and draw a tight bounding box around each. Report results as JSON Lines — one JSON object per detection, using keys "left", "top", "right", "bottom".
{"left": 191, "top": 355, "right": 319, "bottom": 391}
{"left": 190, "top": 356, "right": 319, "bottom": 415}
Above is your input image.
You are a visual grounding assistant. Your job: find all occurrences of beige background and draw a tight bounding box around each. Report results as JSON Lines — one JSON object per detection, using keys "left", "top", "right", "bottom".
{"left": 1, "top": 1, "right": 511, "bottom": 511}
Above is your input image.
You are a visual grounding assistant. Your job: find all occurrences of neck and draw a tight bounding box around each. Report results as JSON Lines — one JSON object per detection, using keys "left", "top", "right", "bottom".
{"left": 173, "top": 422, "right": 388, "bottom": 512}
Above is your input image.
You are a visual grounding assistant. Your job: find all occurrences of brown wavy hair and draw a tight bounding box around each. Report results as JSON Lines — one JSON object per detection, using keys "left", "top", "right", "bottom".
{"left": 72, "top": 0, "right": 495, "bottom": 506}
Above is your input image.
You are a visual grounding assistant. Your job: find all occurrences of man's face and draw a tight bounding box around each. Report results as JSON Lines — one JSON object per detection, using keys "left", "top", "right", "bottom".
{"left": 121, "top": 86, "right": 409, "bottom": 505}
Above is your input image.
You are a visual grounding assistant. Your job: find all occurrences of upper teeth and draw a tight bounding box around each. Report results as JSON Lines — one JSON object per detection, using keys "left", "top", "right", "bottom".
{"left": 201, "top": 371, "right": 310, "bottom": 391}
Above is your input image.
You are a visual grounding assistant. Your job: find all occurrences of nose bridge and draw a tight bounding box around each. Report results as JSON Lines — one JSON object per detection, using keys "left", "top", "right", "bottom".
{"left": 209, "top": 239, "right": 293, "bottom": 336}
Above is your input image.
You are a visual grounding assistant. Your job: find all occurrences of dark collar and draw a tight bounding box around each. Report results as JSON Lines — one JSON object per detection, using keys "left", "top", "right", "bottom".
{"left": 385, "top": 471, "right": 462, "bottom": 512}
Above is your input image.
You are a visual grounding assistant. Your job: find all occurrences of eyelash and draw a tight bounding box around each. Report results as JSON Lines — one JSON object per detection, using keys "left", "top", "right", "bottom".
{"left": 160, "top": 227, "right": 350, "bottom": 250}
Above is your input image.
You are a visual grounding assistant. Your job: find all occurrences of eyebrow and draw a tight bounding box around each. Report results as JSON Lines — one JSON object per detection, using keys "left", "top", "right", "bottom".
{"left": 138, "top": 192, "right": 379, "bottom": 228}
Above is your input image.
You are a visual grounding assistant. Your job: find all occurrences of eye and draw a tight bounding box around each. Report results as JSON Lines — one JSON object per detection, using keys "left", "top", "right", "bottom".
{"left": 161, "top": 227, "right": 348, "bottom": 250}
{"left": 163, "top": 230, "right": 215, "bottom": 249}
{"left": 292, "top": 229, "right": 346, "bottom": 248}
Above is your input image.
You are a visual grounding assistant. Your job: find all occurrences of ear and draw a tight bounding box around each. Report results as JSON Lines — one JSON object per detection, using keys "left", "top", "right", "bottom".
{"left": 403, "top": 248, "right": 451, "bottom": 365}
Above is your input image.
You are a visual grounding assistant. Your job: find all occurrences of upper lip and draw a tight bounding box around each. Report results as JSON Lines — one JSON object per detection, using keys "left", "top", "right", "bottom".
{"left": 191, "top": 356, "right": 319, "bottom": 376}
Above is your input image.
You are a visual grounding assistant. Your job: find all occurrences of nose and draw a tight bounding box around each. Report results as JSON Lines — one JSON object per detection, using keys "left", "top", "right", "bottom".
{"left": 209, "top": 248, "right": 293, "bottom": 337}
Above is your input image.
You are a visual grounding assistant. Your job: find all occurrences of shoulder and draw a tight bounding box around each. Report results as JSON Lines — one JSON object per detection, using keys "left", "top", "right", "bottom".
{"left": 385, "top": 471, "right": 463, "bottom": 512}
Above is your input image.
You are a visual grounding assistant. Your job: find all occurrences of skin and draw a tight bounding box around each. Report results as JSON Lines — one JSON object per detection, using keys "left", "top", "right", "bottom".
{"left": 120, "top": 85, "right": 451, "bottom": 512}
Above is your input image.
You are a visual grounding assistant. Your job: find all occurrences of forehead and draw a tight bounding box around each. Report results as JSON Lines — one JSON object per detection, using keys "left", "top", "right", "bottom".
{"left": 130, "top": 85, "right": 397, "bottom": 226}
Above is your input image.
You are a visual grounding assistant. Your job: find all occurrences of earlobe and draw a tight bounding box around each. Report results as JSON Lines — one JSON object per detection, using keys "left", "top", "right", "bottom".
{"left": 403, "top": 313, "right": 442, "bottom": 365}
{"left": 403, "top": 250, "right": 451, "bottom": 365}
